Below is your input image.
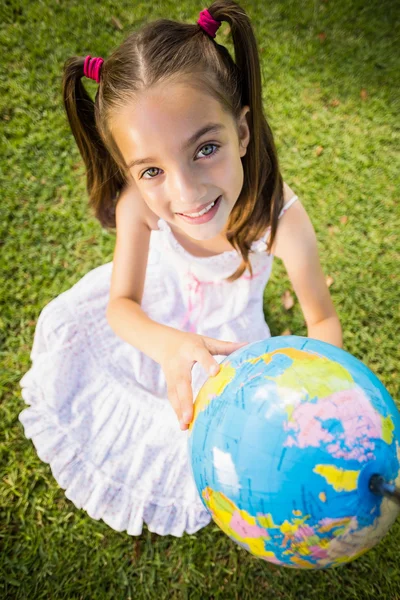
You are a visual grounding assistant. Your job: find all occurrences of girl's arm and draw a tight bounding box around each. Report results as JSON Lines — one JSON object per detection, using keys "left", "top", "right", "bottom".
{"left": 106, "top": 184, "right": 182, "bottom": 364}
{"left": 271, "top": 185, "right": 343, "bottom": 348}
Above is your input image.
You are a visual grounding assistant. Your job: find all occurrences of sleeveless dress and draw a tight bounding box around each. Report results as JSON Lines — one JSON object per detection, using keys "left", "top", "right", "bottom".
{"left": 19, "top": 195, "right": 298, "bottom": 537}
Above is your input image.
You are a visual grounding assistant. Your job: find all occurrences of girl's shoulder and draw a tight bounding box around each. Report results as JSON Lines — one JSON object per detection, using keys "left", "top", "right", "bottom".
{"left": 282, "top": 181, "right": 298, "bottom": 211}
{"left": 277, "top": 182, "right": 299, "bottom": 222}
{"left": 118, "top": 181, "right": 159, "bottom": 232}
{"left": 271, "top": 183, "right": 315, "bottom": 261}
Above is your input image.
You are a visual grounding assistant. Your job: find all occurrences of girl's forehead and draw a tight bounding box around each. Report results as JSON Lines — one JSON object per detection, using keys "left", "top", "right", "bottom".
{"left": 117, "top": 80, "right": 225, "bottom": 122}
{"left": 111, "top": 82, "right": 234, "bottom": 158}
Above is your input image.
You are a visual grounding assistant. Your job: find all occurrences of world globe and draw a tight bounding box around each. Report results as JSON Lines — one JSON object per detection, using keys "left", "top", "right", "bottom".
{"left": 187, "top": 336, "right": 400, "bottom": 569}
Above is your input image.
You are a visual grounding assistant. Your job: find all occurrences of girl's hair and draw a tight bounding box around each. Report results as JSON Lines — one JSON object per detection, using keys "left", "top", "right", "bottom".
{"left": 62, "top": 0, "right": 283, "bottom": 282}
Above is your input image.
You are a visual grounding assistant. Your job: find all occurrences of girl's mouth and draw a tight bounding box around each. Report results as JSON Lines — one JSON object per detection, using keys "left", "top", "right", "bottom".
{"left": 176, "top": 195, "right": 222, "bottom": 224}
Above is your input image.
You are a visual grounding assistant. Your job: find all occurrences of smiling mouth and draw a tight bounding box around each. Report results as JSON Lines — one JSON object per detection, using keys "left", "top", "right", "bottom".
{"left": 176, "top": 196, "right": 220, "bottom": 217}
{"left": 175, "top": 195, "right": 222, "bottom": 224}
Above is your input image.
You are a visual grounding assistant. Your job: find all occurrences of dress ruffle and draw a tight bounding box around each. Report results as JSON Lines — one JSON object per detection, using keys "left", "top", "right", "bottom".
{"left": 19, "top": 268, "right": 212, "bottom": 537}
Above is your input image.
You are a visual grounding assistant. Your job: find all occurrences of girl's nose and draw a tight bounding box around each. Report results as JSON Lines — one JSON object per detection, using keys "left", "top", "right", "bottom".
{"left": 169, "top": 166, "right": 206, "bottom": 208}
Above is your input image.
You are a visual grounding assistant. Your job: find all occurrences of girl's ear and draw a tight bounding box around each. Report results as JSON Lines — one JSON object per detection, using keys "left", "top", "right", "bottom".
{"left": 238, "top": 105, "right": 251, "bottom": 158}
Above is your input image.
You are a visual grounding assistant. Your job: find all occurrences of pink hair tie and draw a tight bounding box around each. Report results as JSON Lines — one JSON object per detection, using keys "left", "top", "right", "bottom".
{"left": 83, "top": 55, "right": 104, "bottom": 84}
{"left": 197, "top": 8, "right": 222, "bottom": 38}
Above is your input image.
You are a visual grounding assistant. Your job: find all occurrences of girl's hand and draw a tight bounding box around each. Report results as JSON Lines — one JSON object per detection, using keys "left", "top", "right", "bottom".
{"left": 159, "top": 331, "right": 248, "bottom": 430}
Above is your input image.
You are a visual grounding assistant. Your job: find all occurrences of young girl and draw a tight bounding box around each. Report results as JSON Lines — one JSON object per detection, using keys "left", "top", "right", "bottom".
{"left": 19, "top": 0, "right": 342, "bottom": 538}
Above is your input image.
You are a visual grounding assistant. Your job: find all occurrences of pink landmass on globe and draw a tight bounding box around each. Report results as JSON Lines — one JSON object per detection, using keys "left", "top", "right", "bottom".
{"left": 283, "top": 388, "right": 381, "bottom": 462}
{"left": 294, "top": 525, "right": 315, "bottom": 539}
{"left": 309, "top": 545, "right": 330, "bottom": 559}
{"left": 230, "top": 511, "right": 269, "bottom": 539}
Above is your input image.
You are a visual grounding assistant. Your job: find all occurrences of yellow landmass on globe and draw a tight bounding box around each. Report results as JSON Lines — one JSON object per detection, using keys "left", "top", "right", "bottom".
{"left": 313, "top": 464, "right": 359, "bottom": 492}
{"left": 332, "top": 546, "right": 370, "bottom": 565}
{"left": 257, "top": 513, "right": 277, "bottom": 528}
{"left": 259, "top": 349, "right": 354, "bottom": 405}
{"left": 188, "top": 363, "right": 237, "bottom": 432}
{"left": 381, "top": 414, "right": 394, "bottom": 444}
{"left": 202, "top": 487, "right": 279, "bottom": 560}
{"left": 319, "top": 517, "right": 352, "bottom": 533}
{"left": 289, "top": 556, "right": 317, "bottom": 568}
{"left": 280, "top": 516, "right": 312, "bottom": 536}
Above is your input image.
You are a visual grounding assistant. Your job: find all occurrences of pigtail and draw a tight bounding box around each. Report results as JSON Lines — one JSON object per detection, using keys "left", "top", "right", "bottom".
{"left": 62, "top": 57, "right": 126, "bottom": 229}
{"left": 205, "top": 1, "right": 284, "bottom": 279}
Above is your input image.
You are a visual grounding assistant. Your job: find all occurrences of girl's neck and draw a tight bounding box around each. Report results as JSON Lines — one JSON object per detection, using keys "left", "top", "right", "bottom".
{"left": 144, "top": 206, "right": 234, "bottom": 257}
{"left": 166, "top": 223, "right": 236, "bottom": 257}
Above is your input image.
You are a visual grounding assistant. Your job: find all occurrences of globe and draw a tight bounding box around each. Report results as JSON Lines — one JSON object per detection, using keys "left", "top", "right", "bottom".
{"left": 187, "top": 336, "right": 400, "bottom": 569}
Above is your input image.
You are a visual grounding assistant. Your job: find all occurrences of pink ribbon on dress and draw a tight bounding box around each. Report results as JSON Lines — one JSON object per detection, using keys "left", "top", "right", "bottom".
{"left": 180, "top": 270, "right": 207, "bottom": 332}
{"left": 179, "top": 263, "right": 271, "bottom": 333}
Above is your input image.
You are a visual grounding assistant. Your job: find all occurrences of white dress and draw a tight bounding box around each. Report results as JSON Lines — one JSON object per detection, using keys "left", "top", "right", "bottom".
{"left": 19, "top": 196, "right": 298, "bottom": 537}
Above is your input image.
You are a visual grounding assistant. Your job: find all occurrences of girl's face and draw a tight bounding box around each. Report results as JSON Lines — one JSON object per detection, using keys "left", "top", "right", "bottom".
{"left": 111, "top": 80, "right": 250, "bottom": 241}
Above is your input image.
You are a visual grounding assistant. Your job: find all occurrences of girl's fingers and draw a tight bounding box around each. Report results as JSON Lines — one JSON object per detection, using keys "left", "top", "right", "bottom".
{"left": 192, "top": 344, "right": 221, "bottom": 377}
{"left": 164, "top": 336, "right": 249, "bottom": 430}
{"left": 175, "top": 377, "right": 194, "bottom": 428}
{"left": 201, "top": 336, "right": 249, "bottom": 357}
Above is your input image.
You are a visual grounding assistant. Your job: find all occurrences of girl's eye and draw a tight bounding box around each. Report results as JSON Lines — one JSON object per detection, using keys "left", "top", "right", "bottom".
{"left": 198, "top": 143, "right": 218, "bottom": 158}
{"left": 140, "top": 143, "right": 220, "bottom": 180}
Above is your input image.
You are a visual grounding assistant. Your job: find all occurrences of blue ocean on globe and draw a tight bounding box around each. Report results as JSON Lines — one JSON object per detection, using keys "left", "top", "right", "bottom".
{"left": 187, "top": 336, "right": 400, "bottom": 569}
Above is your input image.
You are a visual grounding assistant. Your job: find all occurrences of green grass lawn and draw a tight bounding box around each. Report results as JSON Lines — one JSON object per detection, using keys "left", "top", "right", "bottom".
{"left": 1, "top": 0, "right": 400, "bottom": 597}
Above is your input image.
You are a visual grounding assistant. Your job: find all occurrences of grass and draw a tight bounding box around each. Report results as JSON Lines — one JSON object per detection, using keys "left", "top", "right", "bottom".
{"left": 1, "top": 0, "right": 400, "bottom": 597}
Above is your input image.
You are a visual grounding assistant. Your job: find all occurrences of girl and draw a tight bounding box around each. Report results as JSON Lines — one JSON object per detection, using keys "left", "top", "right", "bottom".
{"left": 19, "top": 0, "right": 342, "bottom": 537}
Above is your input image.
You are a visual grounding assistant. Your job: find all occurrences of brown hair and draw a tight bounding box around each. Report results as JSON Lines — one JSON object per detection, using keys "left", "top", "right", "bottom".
{"left": 62, "top": 0, "right": 284, "bottom": 282}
